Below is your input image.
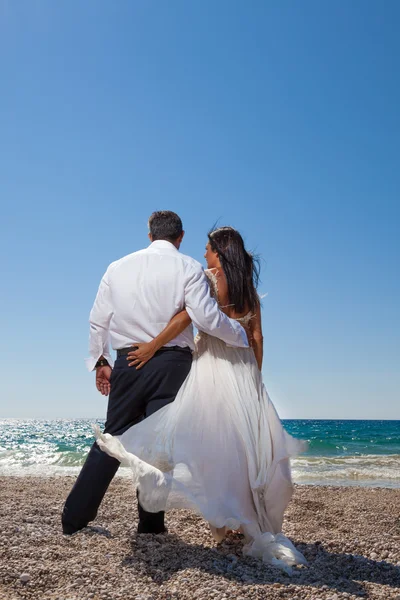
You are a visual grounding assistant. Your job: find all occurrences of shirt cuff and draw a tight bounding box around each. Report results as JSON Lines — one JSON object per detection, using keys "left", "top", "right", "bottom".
{"left": 85, "top": 352, "right": 114, "bottom": 372}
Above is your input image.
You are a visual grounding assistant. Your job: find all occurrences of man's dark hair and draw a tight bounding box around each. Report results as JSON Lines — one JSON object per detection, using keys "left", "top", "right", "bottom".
{"left": 148, "top": 211, "right": 183, "bottom": 242}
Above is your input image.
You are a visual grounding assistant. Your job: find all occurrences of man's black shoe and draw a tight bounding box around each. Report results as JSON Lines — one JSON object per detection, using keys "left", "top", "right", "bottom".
{"left": 137, "top": 521, "right": 167, "bottom": 534}
{"left": 62, "top": 522, "right": 86, "bottom": 535}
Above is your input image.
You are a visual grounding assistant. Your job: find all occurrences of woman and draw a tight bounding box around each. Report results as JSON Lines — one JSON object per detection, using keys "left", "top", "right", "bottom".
{"left": 96, "top": 227, "right": 307, "bottom": 571}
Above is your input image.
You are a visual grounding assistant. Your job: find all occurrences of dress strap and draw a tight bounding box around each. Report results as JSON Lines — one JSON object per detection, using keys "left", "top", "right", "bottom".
{"left": 204, "top": 268, "right": 219, "bottom": 300}
{"left": 236, "top": 312, "right": 256, "bottom": 326}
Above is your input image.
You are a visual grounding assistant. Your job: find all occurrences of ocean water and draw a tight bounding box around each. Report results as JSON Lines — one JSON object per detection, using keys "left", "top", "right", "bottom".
{"left": 285, "top": 419, "right": 400, "bottom": 488}
{"left": 0, "top": 418, "right": 399, "bottom": 488}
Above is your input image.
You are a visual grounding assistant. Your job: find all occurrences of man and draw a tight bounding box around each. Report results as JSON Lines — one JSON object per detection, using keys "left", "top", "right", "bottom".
{"left": 62, "top": 211, "right": 248, "bottom": 535}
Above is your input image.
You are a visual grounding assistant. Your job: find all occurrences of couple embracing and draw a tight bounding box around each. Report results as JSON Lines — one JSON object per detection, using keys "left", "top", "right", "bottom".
{"left": 62, "top": 210, "right": 306, "bottom": 571}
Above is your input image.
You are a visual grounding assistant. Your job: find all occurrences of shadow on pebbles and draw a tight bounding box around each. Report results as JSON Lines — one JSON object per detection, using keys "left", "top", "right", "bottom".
{"left": 0, "top": 477, "right": 400, "bottom": 600}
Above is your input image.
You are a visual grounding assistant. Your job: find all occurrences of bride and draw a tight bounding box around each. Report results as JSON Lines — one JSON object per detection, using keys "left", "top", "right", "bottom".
{"left": 96, "top": 226, "right": 307, "bottom": 572}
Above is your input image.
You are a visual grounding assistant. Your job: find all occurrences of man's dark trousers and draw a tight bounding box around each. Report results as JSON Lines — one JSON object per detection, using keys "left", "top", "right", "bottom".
{"left": 62, "top": 347, "right": 192, "bottom": 534}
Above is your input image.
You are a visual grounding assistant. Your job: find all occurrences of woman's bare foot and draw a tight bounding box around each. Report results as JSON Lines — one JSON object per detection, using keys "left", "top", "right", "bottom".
{"left": 209, "top": 524, "right": 226, "bottom": 543}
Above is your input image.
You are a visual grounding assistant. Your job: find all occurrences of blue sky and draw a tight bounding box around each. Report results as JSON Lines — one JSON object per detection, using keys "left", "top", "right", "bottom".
{"left": 1, "top": 1, "right": 399, "bottom": 419}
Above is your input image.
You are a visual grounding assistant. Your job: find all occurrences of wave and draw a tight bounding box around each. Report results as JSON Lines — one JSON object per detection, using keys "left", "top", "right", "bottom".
{"left": 1, "top": 419, "right": 400, "bottom": 486}
{"left": 292, "top": 453, "right": 400, "bottom": 467}
{"left": 1, "top": 447, "right": 400, "bottom": 488}
{"left": 0, "top": 463, "right": 132, "bottom": 478}
{"left": 300, "top": 439, "right": 400, "bottom": 456}
{"left": 291, "top": 454, "right": 400, "bottom": 487}
{"left": 0, "top": 445, "right": 130, "bottom": 477}
{"left": 283, "top": 420, "right": 400, "bottom": 457}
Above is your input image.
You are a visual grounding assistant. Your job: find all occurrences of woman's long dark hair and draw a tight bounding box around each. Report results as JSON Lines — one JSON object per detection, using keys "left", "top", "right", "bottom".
{"left": 208, "top": 227, "right": 260, "bottom": 313}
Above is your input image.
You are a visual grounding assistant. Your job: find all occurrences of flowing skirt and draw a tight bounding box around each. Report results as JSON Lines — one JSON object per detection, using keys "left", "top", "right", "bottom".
{"left": 95, "top": 333, "right": 307, "bottom": 572}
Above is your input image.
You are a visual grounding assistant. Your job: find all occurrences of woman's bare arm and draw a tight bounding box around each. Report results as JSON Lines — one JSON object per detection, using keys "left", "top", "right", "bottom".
{"left": 251, "top": 302, "right": 263, "bottom": 370}
{"left": 151, "top": 309, "right": 192, "bottom": 351}
{"left": 127, "top": 310, "right": 192, "bottom": 369}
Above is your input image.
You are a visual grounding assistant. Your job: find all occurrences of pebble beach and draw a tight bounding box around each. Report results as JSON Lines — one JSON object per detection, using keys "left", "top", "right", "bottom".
{"left": 1, "top": 477, "right": 399, "bottom": 600}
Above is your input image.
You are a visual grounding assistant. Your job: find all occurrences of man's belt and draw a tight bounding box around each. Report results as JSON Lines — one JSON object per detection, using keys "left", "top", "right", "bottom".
{"left": 116, "top": 345, "right": 192, "bottom": 358}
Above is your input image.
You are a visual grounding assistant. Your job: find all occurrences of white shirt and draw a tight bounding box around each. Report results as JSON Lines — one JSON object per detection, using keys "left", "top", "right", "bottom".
{"left": 86, "top": 240, "right": 248, "bottom": 371}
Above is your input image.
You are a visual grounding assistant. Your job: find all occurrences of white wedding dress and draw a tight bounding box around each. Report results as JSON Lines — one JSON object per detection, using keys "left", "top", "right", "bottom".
{"left": 95, "top": 270, "right": 307, "bottom": 572}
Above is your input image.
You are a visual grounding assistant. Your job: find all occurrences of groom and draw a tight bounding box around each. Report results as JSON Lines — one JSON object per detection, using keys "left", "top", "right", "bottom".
{"left": 62, "top": 210, "right": 248, "bottom": 535}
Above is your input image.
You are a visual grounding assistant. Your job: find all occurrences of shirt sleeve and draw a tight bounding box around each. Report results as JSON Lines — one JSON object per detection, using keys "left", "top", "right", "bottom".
{"left": 184, "top": 263, "right": 249, "bottom": 348}
{"left": 85, "top": 269, "right": 114, "bottom": 371}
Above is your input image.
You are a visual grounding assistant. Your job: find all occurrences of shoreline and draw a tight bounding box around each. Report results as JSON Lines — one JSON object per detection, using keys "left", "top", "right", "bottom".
{"left": 1, "top": 468, "right": 399, "bottom": 490}
{"left": 0, "top": 477, "right": 399, "bottom": 599}
{"left": 2, "top": 419, "right": 400, "bottom": 493}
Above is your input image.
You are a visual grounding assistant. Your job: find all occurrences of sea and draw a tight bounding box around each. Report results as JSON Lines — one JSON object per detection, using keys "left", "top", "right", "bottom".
{"left": 0, "top": 419, "right": 399, "bottom": 488}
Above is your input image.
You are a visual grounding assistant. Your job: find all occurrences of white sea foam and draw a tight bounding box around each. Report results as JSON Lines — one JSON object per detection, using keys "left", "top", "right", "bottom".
{"left": 0, "top": 461, "right": 132, "bottom": 478}
{"left": 1, "top": 419, "right": 400, "bottom": 487}
{"left": 1, "top": 449, "right": 399, "bottom": 487}
{"left": 0, "top": 447, "right": 132, "bottom": 477}
{"left": 291, "top": 454, "right": 400, "bottom": 488}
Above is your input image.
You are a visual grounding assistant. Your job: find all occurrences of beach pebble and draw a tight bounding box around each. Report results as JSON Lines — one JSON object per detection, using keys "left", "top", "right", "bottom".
{"left": 19, "top": 572, "right": 30, "bottom": 583}
{"left": 2, "top": 479, "right": 400, "bottom": 600}
{"left": 227, "top": 553, "right": 238, "bottom": 563}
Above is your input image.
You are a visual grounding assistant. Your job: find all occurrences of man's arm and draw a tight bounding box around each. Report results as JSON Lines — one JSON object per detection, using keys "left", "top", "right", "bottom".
{"left": 184, "top": 264, "right": 249, "bottom": 348}
{"left": 85, "top": 269, "right": 114, "bottom": 372}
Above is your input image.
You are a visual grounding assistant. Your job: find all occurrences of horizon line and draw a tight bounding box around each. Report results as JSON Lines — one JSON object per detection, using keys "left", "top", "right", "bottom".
{"left": 1, "top": 416, "right": 399, "bottom": 422}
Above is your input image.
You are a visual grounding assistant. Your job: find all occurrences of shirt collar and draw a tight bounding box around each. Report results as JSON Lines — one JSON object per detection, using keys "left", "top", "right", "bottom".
{"left": 149, "top": 240, "right": 179, "bottom": 251}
